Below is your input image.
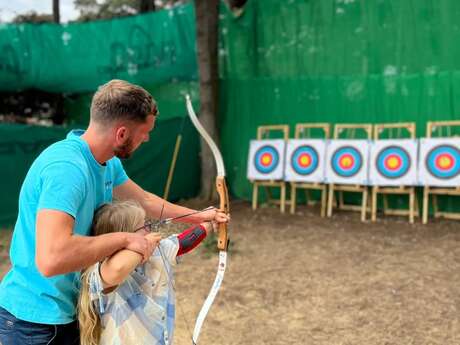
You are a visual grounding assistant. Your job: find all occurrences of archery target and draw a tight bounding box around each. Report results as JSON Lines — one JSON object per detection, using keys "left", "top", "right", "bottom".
{"left": 369, "top": 140, "right": 418, "bottom": 186}
{"left": 325, "top": 140, "right": 370, "bottom": 185}
{"left": 247, "top": 139, "right": 285, "bottom": 180}
{"left": 284, "top": 139, "right": 326, "bottom": 182}
{"left": 419, "top": 138, "right": 460, "bottom": 186}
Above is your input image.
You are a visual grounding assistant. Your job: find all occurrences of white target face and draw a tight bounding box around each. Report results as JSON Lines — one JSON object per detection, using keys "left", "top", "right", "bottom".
{"left": 284, "top": 139, "right": 326, "bottom": 182}
{"left": 325, "top": 140, "right": 370, "bottom": 185}
{"left": 369, "top": 140, "right": 418, "bottom": 186}
{"left": 418, "top": 138, "right": 460, "bottom": 187}
{"left": 247, "top": 139, "right": 286, "bottom": 180}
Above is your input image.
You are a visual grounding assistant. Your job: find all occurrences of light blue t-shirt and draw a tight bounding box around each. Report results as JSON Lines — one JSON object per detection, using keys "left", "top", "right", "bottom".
{"left": 0, "top": 129, "right": 129, "bottom": 324}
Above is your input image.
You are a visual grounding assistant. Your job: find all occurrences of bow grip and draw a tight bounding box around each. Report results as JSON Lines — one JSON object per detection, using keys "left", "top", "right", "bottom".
{"left": 216, "top": 176, "right": 229, "bottom": 251}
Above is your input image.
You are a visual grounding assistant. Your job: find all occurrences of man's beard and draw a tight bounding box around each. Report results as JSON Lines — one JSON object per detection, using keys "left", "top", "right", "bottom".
{"left": 114, "top": 137, "right": 134, "bottom": 159}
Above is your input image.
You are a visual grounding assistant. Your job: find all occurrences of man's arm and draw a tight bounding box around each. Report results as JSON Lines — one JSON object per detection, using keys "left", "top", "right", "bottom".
{"left": 99, "top": 233, "right": 161, "bottom": 289}
{"left": 35, "top": 209, "right": 152, "bottom": 277}
{"left": 113, "top": 178, "right": 226, "bottom": 223}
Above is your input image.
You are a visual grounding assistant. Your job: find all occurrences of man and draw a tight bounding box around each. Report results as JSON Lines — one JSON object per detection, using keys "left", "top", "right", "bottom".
{"left": 0, "top": 79, "right": 228, "bottom": 345}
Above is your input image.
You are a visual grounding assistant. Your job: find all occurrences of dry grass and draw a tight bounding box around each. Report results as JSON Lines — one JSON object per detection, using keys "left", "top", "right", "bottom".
{"left": 1, "top": 201, "right": 460, "bottom": 344}
{"left": 173, "top": 201, "right": 460, "bottom": 345}
{"left": 0, "top": 229, "right": 12, "bottom": 278}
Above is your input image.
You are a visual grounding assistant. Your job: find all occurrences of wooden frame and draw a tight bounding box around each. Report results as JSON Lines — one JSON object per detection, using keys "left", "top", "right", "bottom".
{"left": 371, "top": 123, "right": 418, "bottom": 224}
{"left": 251, "top": 125, "right": 290, "bottom": 213}
{"left": 422, "top": 121, "right": 460, "bottom": 224}
{"left": 290, "top": 123, "right": 330, "bottom": 217}
{"left": 326, "top": 124, "right": 372, "bottom": 222}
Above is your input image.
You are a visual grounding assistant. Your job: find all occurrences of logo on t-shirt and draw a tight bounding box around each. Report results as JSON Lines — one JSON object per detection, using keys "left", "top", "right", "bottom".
{"left": 105, "top": 181, "right": 113, "bottom": 189}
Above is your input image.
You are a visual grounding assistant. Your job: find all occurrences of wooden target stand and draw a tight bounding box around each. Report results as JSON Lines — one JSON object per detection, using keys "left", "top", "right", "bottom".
{"left": 289, "top": 123, "right": 330, "bottom": 217}
{"left": 326, "top": 124, "right": 372, "bottom": 222}
{"left": 251, "top": 125, "right": 290, "bottom": 213}
{"left": 422, "top": 121, "right": 460, "bottom": 224}
{"left": 371, "top": 123, "right": 419, "bottom": 224}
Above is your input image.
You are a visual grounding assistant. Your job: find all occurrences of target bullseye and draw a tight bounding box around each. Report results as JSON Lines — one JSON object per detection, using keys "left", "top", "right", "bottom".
{"left": 436, "top": 154, "right": 453, "bottom": 170}
{"left": 291, "top": 145, "right": 319, "bottom": 175}
{"left": 386, "top": 155, "right": 401, "bottom": 169}
{"left": 426, "top": 145, "right": 460, "bottom": 179}
{"left": 261, "top": 153, "right": 272, "bottom": 166}
{"left": 254, "top": 145, "right": 279, "bottom": 174}
{"left": 299, "top": 154, "right": 311, "bottom": 166}
{"left": 331, "top": 146, "right": 362, "bottom": 177}
{"left": 376, "top": 146, "right": 410, "bottom": 179}
{"left": 340, "top": 155, "right": 354, "bottom": 168}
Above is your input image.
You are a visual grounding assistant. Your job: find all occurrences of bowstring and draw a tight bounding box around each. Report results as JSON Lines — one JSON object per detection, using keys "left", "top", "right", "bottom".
{"left": 154, "top": 204, "right": 195, "bottom": 343}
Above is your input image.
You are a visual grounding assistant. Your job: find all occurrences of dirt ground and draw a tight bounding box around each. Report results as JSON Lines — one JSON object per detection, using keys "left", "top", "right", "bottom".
{"left": 1, "top": 200, "right": 460, "bottom": 345}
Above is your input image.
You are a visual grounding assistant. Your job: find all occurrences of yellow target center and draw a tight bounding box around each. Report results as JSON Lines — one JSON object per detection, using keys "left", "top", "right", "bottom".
{"left": 300, "top": 155, "right": 311, "bottom": 166}
{"left": 439, "top": 156, "right": 452, "bottom": 168}
{"left": 262, "top": 155, "right": 271, "bottom": 165}
{"left": 387, "top": 157, "right": 399, "bottom": 169}
{"left": 342, "top": 157, "right": 352, "bottom": 168}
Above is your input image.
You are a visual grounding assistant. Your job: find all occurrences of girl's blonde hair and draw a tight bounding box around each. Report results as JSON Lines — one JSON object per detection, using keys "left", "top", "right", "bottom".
{"left": 78, "top": 200, "right": 146, "bottom": 345}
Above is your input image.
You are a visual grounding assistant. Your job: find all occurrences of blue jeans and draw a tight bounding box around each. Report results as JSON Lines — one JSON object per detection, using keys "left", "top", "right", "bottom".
{"left": 0, "top": 307, "right": 79, "bottom": 345}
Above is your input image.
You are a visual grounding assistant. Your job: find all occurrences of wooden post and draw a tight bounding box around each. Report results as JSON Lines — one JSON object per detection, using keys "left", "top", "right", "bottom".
{"left": 290, "top": 184, "right": 297, "bottom": 214}
{"left": 163, "top": 134, "right": 182, "bottom": 201}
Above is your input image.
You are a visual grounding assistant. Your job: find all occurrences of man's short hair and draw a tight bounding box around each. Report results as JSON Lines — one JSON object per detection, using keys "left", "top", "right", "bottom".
{"left": 90, "top": 79, "right": 157, "bottom": 124}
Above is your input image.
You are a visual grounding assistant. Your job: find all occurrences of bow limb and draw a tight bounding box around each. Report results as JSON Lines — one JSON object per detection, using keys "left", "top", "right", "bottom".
{"left": 185, "top": 95, "right": 229, "bottom": 344}
{"left": 185, "top": 94, "right": 229, "bottom": 251}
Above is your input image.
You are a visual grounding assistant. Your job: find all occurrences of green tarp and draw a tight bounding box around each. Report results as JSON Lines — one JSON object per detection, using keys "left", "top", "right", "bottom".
{"left": 64, "top": 81, "right": 199, "bottom": 125}
{"left": 0, "top": 117, "right": 200, "bottom": 227}
{"left": 0, "top": 4, "right": 197, "bottom": 93}
{"left": 217, "top": 0, "right": 460, "bottom": 203}
{"left": 2, "top": 0, "right": 460, "bottom": 225}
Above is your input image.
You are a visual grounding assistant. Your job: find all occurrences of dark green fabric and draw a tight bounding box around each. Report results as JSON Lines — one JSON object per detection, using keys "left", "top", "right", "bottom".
{"left": 0, "top": 118, "right": 200, "bottom": 227}
{"left": 0, "top": 4, "right": 197, "bottom": 93}
{"left": 218, "top": 1, "right": 460, "bottom": 204}
{"left": 3, "top": 0, "right": 460, "bottom": 220}
{"left": 64, "top": 81, "right": 199, "bottom": 125}
{"left": 219, "top": 0, "right": 460, "bottom": 78}
{"left": 0, "top": 125, "right": 65, "bottom": 226}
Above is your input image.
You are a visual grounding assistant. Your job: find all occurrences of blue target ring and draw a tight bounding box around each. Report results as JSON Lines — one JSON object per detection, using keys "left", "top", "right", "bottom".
{"left": 426, "top": 145, "right": 460, "bottom": 179}
{"left": 331, "top": 146, "right": 362, "bottom": 177}
{"left": 254, "top": 145, "right": 279, "bottom": 174}
{"left": 291, "top": 145, "right": 319, "bottom": 175}
{"left": 376, "top": 146, "right": 411, "bottom": 179}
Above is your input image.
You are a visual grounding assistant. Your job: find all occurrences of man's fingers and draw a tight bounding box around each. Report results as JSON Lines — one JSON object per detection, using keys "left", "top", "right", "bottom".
{"left": 140, "top": 233, "right": 162, "bottom": 263}
{"left": 145, "top": 233, "right": 162, "bottom": 245}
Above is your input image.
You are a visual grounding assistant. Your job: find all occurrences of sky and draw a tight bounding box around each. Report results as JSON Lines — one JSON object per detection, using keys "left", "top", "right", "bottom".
{"left": 0, "top": 0, "right": 79, "bottom": 22}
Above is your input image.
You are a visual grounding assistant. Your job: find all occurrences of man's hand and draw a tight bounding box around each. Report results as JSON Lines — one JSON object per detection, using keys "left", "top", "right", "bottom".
{"left": 145, "top": 233, "right": 162, "bottom": 249}
{"left": 125, "top": 232, "right": 156, "bottom": 262}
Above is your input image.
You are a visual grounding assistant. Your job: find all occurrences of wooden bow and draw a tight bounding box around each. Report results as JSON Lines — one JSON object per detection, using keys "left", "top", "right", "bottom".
{"left": 185, "top": 95, "right": 229, "bottom": 344}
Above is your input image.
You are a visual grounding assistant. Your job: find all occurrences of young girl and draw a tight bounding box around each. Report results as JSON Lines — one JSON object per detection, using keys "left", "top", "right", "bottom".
{"left": 78, "top": 200, "right": 213, "bottom": 345}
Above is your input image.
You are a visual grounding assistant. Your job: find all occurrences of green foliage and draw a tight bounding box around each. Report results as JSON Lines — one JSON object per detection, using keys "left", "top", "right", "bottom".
{"left": 73, "top": 0, "right": 189, "bottom": 22}
{"left": 74, "top": 0, "right": 139, "bottom": 21}
{"left": 12, "top": 11, "right": 54, "bottom": 23}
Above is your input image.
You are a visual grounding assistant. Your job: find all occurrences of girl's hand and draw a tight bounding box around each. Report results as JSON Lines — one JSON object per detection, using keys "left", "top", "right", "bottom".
{"left": 200, "top": 207, "right": 230, "bottom": 224}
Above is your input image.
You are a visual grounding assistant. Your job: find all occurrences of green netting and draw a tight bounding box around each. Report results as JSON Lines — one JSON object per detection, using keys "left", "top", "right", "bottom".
{"left": 217, "top": 0, "right": 460, "bottom": 211}
{"left": 0, "top": 117, "right": 200, "bottom": 227}
{"left": 0, "top": 4, "right": 197, "bottom": 93}
{"left": 219, "top": 0, "right": 460, "bottom": 78}
{"left": 3, "top": 0, "right": 460, "bottom": 221}
{"left": 64, "top": 81, "right": 199, "bottom": 125}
